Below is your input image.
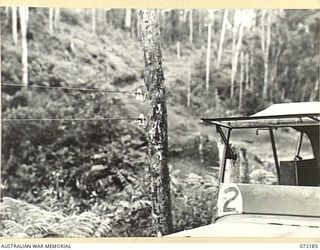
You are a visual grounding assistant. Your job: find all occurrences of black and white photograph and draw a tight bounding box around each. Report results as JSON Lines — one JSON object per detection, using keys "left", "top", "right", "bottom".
{"left": 0, "top": 6, "right": 319, "bottom": 239}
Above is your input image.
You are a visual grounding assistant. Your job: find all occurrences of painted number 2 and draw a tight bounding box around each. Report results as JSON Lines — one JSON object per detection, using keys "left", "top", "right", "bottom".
{"left": 223, "top": 187, "right": 239, "bottom": 213}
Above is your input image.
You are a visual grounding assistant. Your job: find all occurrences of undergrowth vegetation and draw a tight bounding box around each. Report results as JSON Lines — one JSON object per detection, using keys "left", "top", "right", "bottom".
{"left": 0, "top": 171, "right": 218, "bottom": 237}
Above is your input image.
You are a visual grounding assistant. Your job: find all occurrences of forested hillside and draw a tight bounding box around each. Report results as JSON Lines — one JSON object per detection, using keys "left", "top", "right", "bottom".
{"left": 0, "top": 8, "right": 319, "bottom": 237}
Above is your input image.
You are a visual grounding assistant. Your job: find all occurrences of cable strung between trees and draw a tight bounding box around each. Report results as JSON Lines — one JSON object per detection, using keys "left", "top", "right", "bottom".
{"left": 1, "top": 117, "right": 145, "bottom": 122}
{"left": 1, "top": 83, "right": 137, "bottom": 94}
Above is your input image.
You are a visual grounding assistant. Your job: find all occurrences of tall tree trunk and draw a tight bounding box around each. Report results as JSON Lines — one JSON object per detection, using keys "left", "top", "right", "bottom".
{"left": 239, "top": 147, "right": 249, "bottom": 183}
{"left": 231, "top": 21, "right": 238, "bottom": 98}
{"left": 176, "top": 41, "right": 181, "bottom": 59}
{"left": 125, "top": 9, "right": 131, "bottom": 28}
{"left": 217, "top": 9, "right": 229, "bottom": 69}
{"left": 182, "top": 9, "right": 187, "bottom": 22}
{"left": 224, "top": 146, "right": 249, "bottom": 183}
{"left": 199, "top": 133, "right": 204, "bottom": 166}
{"left": 270, "top": 23, "right": 282, "bottom": 101}
{"left": 262, "top": 10, "right": 271, "bottom": 99}
{"left": 25, "top": 7, "right": 29, "bottom": 24}
{"left": 54, "top": 8, "right": 60, "bottom": 29}
{"left": 19, "top": 7, "right": 28, "bottom": 86}
{"left": 217, "top": 138, "right": 224, "bottom": 169}
{"left": 91, "top": 9, "right": 96, "bottom": 34}
{"left": 187, "top": 59, "right": 191, "bottom": 107}
{"left": 261, "top": 10, "right": 266, "bottom": 55}
{"left": 105, "top": 9, "right": 110, "bottom": 26}
{"left": 5, "top": 7, "right": 9, "bottom": 24}
{"left": 309, "top": 29, "right": 319, "bottom": 101}
{"left": 309, "top": 79, "right": 319, "bottom": 101}
{"left": 300, "top": 83, "right": 307, "bottom": 102}
{"left": 205, "top": 22, "right": 212, "bottom": 91}
{"left": 136, "top": 11, "right": 140, "bottom": 39}
{"left": 12, "top": 7, "right": 18, "bottom": 45}
{"left": 159, "top": 10, "right": 166, "bottom": 43}
{"left": 49, "top": 8, "right": 54, "bottom": 34}
{"left": 97, "top": 9, "right": 103, "bottom": 24}
{"left": 189, "top": 9, "right": 193, "bottom": 44}
{"left": 198, "top": 10, "right": 202, "bottom": 38}
{"left": 224, "top": 150, "right": 239, "bottom": 183}
{"left": 239, "top": 51, "right": 244, "bottom": 109}
{"left": 281, "top": 87, "right": 285, "bottom": 100}
{"left": 245, "top": 52, "right": 249, "bottom": 89}
{"left": 130, "top": 10, "right": 137, "bottom": 37}
{"left": 205, "top": 11, "right": 214, "bottom": 92}
{"left": 232, "top": 22, "right": 237, "bottom": 56}
{"left": 271, "top": 48, "right": 281, "bottom": 101}
{"left": 250, "top": 43, "right": 255, "bottom": 90}
{"left": 231, "top": 23, "right": 244, "bottom": 98}
{"left": 214, "top": 89, "right": 221, "bottom": 109}
{"left": 138, "top": 9, "right": 173, "bottom": 237}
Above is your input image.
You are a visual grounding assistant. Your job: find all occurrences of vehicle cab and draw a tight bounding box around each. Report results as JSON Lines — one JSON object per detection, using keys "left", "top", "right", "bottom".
{"left": 169, "top": 102, "right": 320, "bottom": 238}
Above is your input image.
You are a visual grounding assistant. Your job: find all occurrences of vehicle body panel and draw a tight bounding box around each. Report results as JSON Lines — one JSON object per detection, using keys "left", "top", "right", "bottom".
{"left": 168, "top": 214, "right": 320, "bottom": 238}
{"left": 234, "top": 184, "right": 320, "bottom": 217}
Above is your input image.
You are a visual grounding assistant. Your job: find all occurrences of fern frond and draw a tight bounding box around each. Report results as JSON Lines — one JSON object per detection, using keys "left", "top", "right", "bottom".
{"left": 184, "top": 173, "right": 204, "bottom": 185}
{"left": 114, "top": 170, "right": 130, "bottom": 189}
{"left": 67, "top": 228, "right": 91, "bottom": 237}
{"left": 11, "top": 232, "right": 30, "bottom": 238}
{"left": 94, "top": 219, "right": 112, "bottom": 237}
{"left": 3, "top": 220, "right": 24, "bottom": 236}
{"left": 23, "top": 223, "right": 49, "bottom": 237}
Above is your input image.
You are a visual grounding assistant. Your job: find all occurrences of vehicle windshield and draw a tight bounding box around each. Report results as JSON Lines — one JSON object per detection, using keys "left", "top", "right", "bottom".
{"left": 223, "top": 127, "right": 317, "bottom": 186}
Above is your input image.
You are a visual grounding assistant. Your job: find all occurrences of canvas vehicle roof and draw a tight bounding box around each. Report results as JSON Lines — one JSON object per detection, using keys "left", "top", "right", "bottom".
{"left": 201, "top": 102, "right": 320, "bottom": 129}
{"left": 252, "top": 102, "right": 320, "bottom": 117}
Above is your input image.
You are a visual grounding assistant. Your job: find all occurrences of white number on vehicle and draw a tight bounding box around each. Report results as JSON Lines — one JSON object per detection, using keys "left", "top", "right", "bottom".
{"left": 217, "top": 184, "right": 243, "bottom": 217}
{"left": 223, "top": 187, "right": 239, "bottom": 212}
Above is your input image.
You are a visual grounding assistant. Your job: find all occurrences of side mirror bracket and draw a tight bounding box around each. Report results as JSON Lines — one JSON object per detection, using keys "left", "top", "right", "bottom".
{"left": 216, "top": 125, "right": 237, "bottom": 160}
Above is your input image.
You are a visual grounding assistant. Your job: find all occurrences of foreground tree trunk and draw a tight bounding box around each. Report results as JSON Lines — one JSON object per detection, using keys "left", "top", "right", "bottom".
{"left": 19, "top": 7, "right": 28, "bottom": 86}
{"left": 138, "top": 9, "right": 173, "bottom": 237}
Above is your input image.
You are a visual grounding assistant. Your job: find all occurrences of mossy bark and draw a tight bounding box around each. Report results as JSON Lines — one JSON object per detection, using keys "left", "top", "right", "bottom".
{"left": 138, "top": 9, "right": 173, "bottom": 237}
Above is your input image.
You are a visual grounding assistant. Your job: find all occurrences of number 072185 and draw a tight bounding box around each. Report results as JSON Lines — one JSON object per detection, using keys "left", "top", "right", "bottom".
{"left": 300, "top": 244, "right": 319, "bottom": 249}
